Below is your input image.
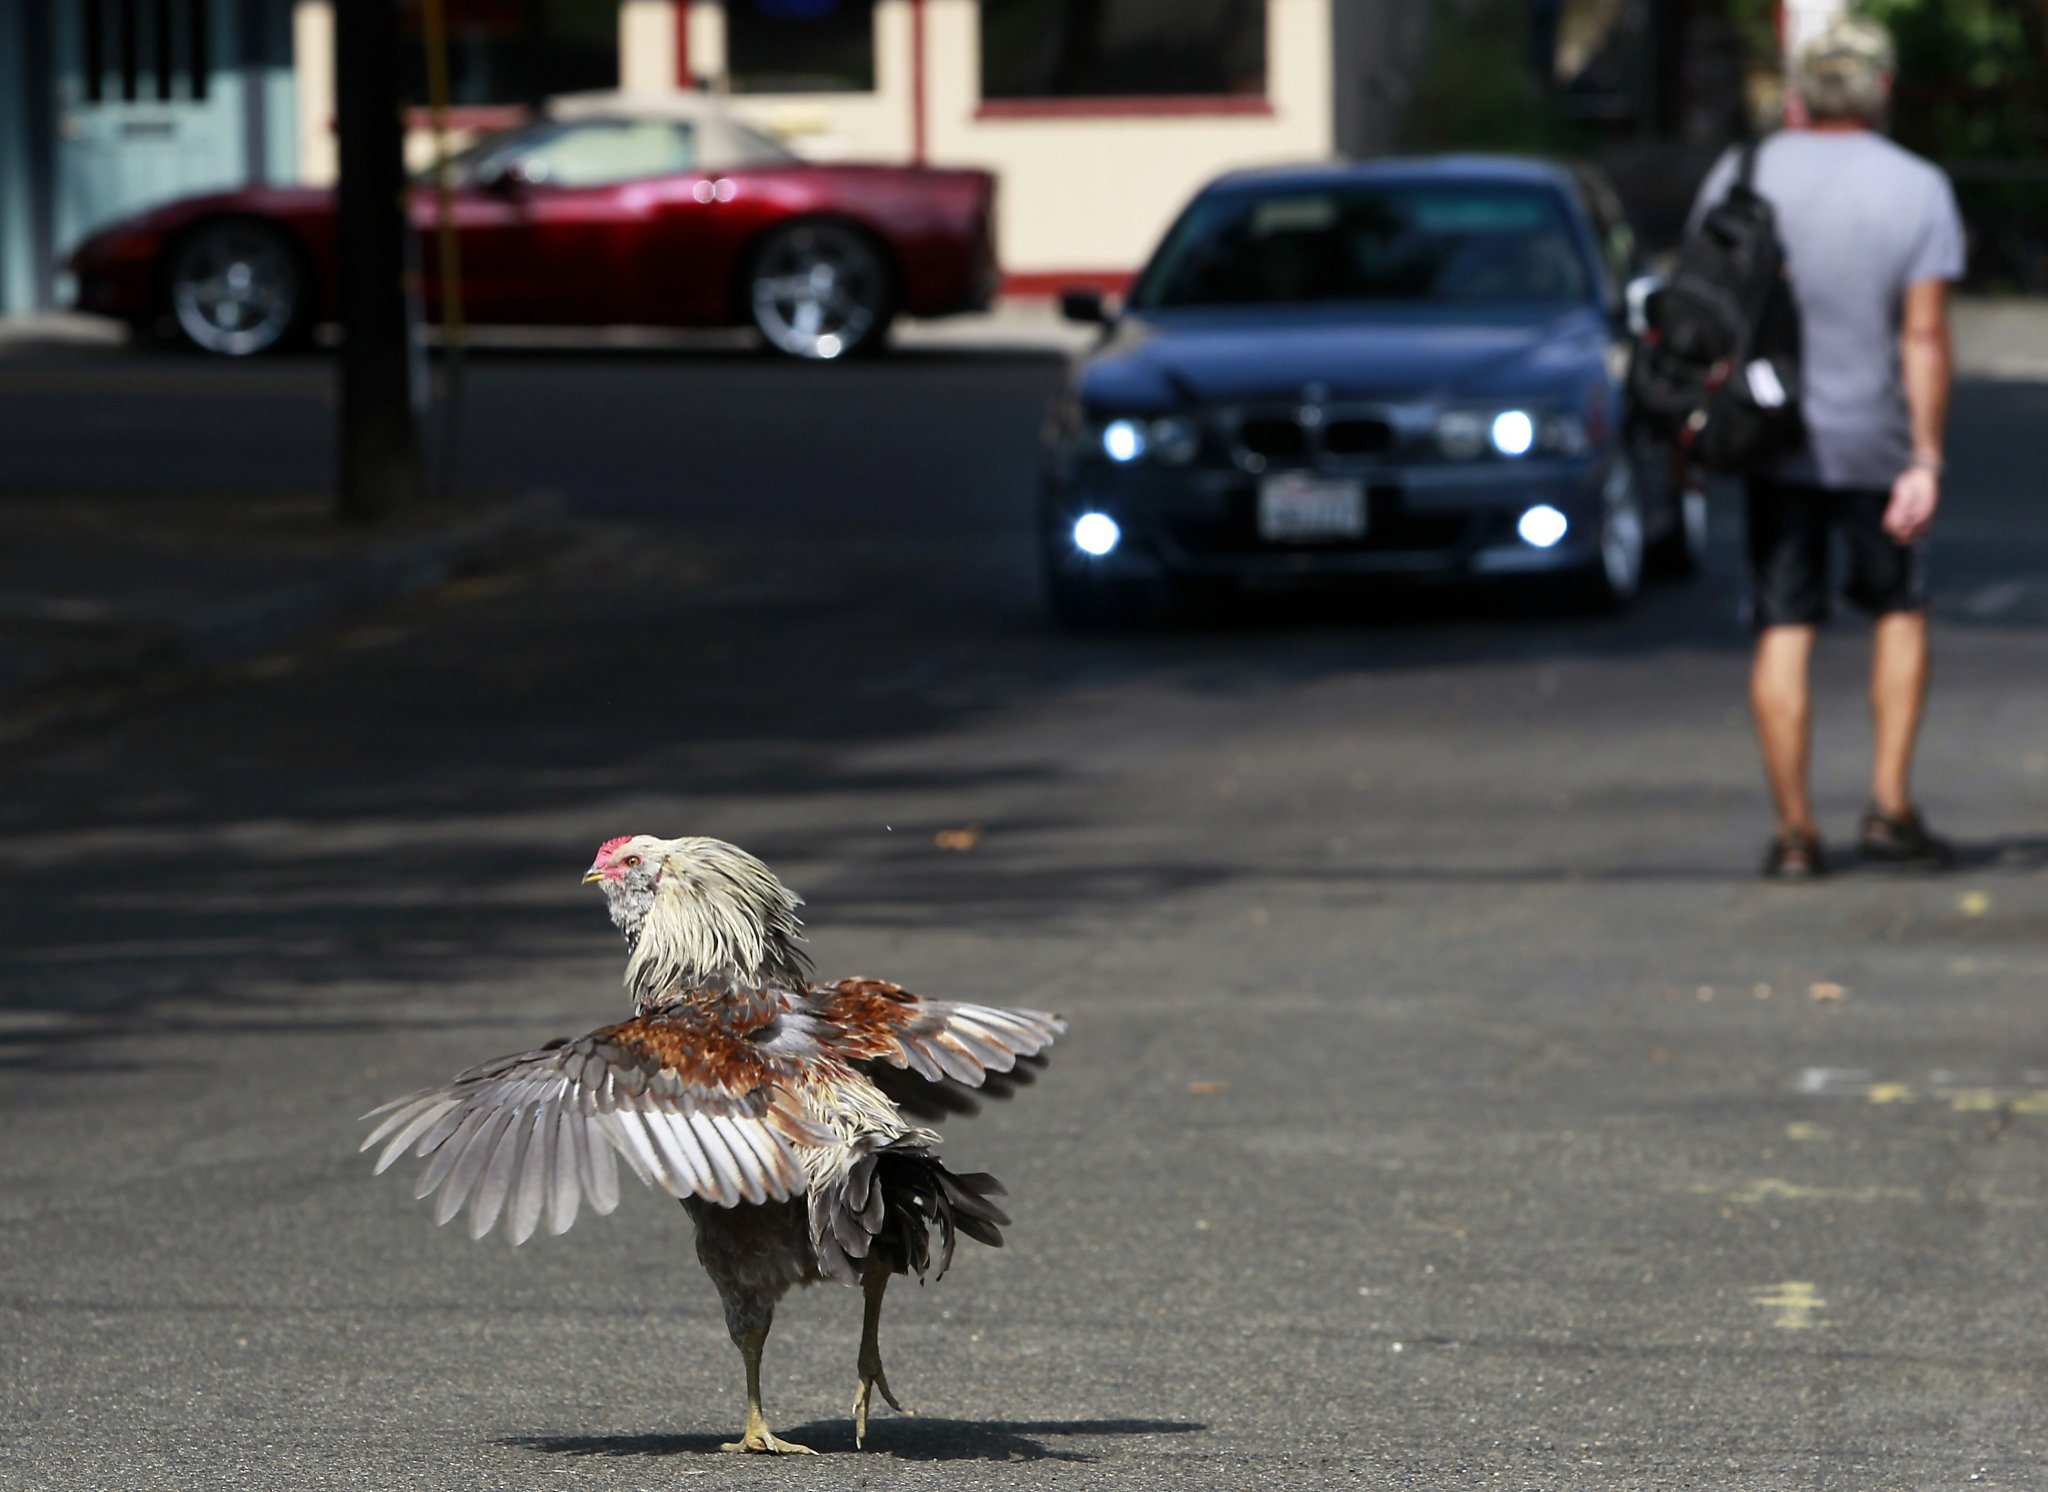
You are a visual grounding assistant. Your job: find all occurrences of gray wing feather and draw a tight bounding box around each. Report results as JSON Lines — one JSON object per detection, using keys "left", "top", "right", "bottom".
{"left": 433, "top": 1104, "right": 513, "bottom": 1225}
{"left": 361, "top": 1023, "right": 813, "bottom": 1243}
{"left": 370, "top": 1098, "right": 459, "bottom": 1175}
{"left": 549, "top": 1104, "right": 585, "bottom": 1233}
{"left": 835, "top": 994, "right": 1066, "bottom": 1122}
{"left": 415, "top": 1104, "right": 492, "bottom": 1202}
{"left": 580, "top": 1114, "right": 621, "bottom": 1216}
{"left": 468, "top": 1104, "right": 529, "bottom": 1241}
{"left": 707, "top": 1115, "right": 771, "bottom": 1205}
{"left": 507, "top": 1105, "right": 551, "bottom": 1247}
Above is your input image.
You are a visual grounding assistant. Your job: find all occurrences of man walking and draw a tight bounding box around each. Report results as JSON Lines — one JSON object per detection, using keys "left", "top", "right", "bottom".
{"left": 1690, "top": 18, "right": 1964, "bottom": 879}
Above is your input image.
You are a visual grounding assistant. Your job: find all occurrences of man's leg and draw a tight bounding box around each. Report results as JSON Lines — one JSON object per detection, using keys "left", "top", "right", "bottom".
{"left": 1869, "top": 609, "right": 1929, "bottom": 818}
{"left": 1752, "top": 623, "right": 1819, "bottom": 836}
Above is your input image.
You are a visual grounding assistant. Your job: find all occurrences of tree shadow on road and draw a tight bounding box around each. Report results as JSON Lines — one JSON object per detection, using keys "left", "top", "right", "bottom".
{"left": 505, "top": 1415, "right": 1203, "bottom": 1463}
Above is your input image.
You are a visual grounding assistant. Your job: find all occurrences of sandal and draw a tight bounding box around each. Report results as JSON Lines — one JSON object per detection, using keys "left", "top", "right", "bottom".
{"left": 1859, "top": 805, "right": 1954, "bottom": 869}
{"left": 1761, "top": 829, "right": 1826, "bottom": 881}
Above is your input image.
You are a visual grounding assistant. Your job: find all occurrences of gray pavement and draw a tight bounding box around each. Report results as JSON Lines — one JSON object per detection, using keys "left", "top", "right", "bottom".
{"left": 2, "top": 345, "right": 2047, "bottom": 1489}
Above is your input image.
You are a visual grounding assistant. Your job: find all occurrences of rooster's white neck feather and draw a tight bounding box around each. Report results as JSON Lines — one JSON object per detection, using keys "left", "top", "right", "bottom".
{"left": 625, "top": 838, "right": 811, "bottom": 1006}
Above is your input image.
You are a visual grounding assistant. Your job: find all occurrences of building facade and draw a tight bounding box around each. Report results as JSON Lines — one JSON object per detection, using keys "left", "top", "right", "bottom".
{"left": 1, "top": 0, "right": 1426, "bottom": 317}
{"left": 0, "top": 0, "right": 299, "bottom": 315}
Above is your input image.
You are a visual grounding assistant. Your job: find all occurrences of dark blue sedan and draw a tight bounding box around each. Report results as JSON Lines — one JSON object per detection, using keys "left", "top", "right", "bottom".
{"left": 1040, "top": 157, "right": 1704, "bottom": 623}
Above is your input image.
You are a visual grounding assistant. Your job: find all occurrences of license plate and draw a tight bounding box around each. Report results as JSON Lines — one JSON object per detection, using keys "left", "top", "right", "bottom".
{"left": 1257, "top": 474, "right": 1366, "bottom": 542}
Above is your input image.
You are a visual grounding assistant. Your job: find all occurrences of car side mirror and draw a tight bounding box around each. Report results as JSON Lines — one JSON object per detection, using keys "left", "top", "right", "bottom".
{"left": 1060, "top": 287, "right": 1110, "bottom": 325}
{"left": 475, "top": 159, "right": 531, "bottom": 197}
{"left": 1623, "top": 273, "right": 1664, "bottom": 338}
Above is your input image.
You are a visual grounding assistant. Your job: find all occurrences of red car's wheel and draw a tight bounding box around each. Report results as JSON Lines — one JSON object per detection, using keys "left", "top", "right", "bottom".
{"left": 746, "top": 221, "right": 894, "bottom": 361}
{"left": 165, "top": 219, "right": 308, "bottom": 357}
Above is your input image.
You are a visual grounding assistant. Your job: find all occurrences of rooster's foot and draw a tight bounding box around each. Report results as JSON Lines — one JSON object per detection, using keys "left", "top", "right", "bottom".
{"left": 720, "top": 1422, "right": 816, "bottom": 1456}
{"left": 853, "top": 1351, "right": 911, "bottom": 1448}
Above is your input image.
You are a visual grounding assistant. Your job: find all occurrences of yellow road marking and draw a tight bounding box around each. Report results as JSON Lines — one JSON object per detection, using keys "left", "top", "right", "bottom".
{"left": 1697, "top": 1178, "right": 1920, "bottom": 1207}
{"left": 1753, "top": 1281, "right": 1825, "bottom": 1330}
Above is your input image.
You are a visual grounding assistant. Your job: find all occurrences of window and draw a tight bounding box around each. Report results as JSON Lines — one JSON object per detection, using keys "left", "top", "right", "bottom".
{"left": 1131, "top": 183, "right": 1593, "bottom": 310}
{"left": 981, "top": 0, "right": 1266, "bottom": 101}
{"left": 457, "top": 120, "right": 697, "bottom": 187}
{"left": 726, "top": 0, "right": 878, "bottom": 95}
{"left": 80, "top": 0, "right": 212, "bottom": 104}
{"left": 403, "top": 0, "right": 618, "bottom": 107}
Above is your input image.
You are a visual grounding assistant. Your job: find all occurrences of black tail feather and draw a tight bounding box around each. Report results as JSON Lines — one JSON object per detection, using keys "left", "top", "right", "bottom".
{"left": 812, "top": 1137, "right": 1010, "bottom": 1286}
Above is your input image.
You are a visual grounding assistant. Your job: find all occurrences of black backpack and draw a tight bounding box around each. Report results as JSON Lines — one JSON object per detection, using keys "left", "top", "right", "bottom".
{"left": 1630, "top": 136, "right": 1803, "bottom": 473}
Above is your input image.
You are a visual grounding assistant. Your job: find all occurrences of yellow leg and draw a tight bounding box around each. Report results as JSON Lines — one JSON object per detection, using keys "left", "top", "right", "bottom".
{"left": 721, "top": 1327, "right": 815, "bottom": 1455}
{"left": 853, "top": 1266, "right": 911, "bottom": 1449}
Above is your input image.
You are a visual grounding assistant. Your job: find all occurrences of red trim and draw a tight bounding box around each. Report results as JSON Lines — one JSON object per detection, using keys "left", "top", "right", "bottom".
{"left": 909, "top": 0, "right": 927, "bottom": 165}
{"left": 975, "top": 95, "right": 1273, "bottom": 120}
{"left": 675, "top": 0, "right": 691, "bottom": 88}
{"left": 1001, "top": 269, "right": 1135, "bottom": 297}
{"left": 405, "top": 104, "right": 526, "bottom": 132}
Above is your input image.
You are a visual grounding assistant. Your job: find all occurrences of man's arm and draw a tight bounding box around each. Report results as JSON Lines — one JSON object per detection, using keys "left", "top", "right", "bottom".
{"left": 1886, "top": 277, "right": 1951, "bottom": 543}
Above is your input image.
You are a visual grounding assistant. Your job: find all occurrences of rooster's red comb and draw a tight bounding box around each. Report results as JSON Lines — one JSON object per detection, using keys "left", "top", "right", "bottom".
{"left": 593, "top": 835, "right": 634, "bottom": 862}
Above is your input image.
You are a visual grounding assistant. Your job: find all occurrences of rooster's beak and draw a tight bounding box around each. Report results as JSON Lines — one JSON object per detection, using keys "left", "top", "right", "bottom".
{"left": 581, "top": 869, "right": 604, "bottom": 885}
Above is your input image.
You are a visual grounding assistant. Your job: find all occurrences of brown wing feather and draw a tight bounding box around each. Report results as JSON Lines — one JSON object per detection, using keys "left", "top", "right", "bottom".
{"left": 810, "top": 977, "right": 1065, "bottom": 1120}
{"left": 360, "top": 1007, "right": 829, "bottom": 1244}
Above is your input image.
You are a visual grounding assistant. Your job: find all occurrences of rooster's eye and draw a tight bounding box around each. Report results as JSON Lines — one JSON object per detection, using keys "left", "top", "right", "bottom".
{"left": 623, "top": 855, "right": 641, "bottom": 868}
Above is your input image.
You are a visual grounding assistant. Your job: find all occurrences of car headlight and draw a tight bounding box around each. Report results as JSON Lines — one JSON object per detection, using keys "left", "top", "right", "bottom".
{"left": 1435, "top": 407, "right": 1588, "bottom": 460}
{"left": 1436, "top": 411, "right": 1486, "bottom": 461}
{"left": 1490, "top": 409, "right": 1535, "bottom": 457}
{"left": 1101, "top": 419, "right": 1147, "bottom": 463}
{"left": 1088, "top": 414, "right": 1200, "bottom": 465}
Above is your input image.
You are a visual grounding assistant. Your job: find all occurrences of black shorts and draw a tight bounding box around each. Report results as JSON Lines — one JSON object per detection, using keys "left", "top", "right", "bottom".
{"left": 1743, "top": 477, "right": 1927, "bottom": 631}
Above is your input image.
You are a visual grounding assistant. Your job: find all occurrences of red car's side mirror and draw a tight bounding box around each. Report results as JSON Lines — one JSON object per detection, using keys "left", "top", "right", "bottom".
{"left": 475, "top": 159, "right": 533, "bottom": 197}
{"left": 1060, "top": 288, "right": 1110, "bottom": 325}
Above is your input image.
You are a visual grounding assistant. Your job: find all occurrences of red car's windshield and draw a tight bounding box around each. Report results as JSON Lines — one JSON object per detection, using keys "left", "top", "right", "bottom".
{"left": 437, "top": 115, "right": 798, "bottom": 189}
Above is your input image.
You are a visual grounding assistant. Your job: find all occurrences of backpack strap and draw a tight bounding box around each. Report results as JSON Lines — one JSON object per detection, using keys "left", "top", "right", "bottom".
{"left": 1733, "top": 134, "right": 1763, "bottom": 194}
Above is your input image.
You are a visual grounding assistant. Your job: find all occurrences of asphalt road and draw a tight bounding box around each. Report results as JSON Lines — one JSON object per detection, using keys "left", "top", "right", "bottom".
{"left": 3, "top": 345, "right": 2048, "bottom": 1490}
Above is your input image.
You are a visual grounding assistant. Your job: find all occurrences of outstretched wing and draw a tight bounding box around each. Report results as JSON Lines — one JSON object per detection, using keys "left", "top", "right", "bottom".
{"left": 809, "top": 977, "right": 1065, "bottom": 1121}
{"left": 359, "top": 1012, "right": 828, "bottom": 1245}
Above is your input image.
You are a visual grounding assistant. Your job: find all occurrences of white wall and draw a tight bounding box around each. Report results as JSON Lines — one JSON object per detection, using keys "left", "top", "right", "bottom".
{"left": 290, "top": 0, "right": 1339, "bottom": 280}
{"left": 924, "top": 0, "right": 1334, "bottom": 277}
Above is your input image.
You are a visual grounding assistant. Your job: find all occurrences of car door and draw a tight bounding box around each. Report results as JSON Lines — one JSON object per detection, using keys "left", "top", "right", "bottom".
{"left": 423, "top": 118, "right": 712, "bottom": 326}
{"left": 413, "top": 124, "right": 560, "bottom": 323}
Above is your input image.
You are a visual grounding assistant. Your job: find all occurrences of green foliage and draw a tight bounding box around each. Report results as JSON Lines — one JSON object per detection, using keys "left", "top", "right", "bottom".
{"left": 1857, "top": 0, "right": 2048, "bottom": 289}
{"left": 1857, "top": 0, "right": 2048, "bottom": 159}
{"left": 1395, "top": 0, "right": 1590, "bottom": 155}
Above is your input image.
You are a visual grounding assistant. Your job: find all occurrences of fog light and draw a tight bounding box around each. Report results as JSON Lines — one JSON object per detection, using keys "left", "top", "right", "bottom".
{"left": 1491, "top": 409, "right": 1536, "bottom": 457}
{"left": 1517, "top": 504, "right": 1568, "bottom": 548}
{"left": 1073, "top": 512, "right": 1121, "bottom": 556}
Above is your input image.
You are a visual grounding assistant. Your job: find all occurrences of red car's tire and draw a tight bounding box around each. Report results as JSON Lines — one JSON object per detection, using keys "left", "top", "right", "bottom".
{"left": 163, "top": 218, "right": 311, "bottom": 358}
{"left": 744, "top": 220, "right": 896, "bottom": 361}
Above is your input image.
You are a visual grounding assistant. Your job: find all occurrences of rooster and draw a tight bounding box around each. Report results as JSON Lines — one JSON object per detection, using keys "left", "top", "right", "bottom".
{"left": 360, "top": 834, "right": 1063, "bottom": 1454}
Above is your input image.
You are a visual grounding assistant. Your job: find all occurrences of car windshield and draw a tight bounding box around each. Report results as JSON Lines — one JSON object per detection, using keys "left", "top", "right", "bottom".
{"left": 1131, "top": 181, "right": 1592, "bottom": 310}
{"left": 438, "top": 114, "right": 798, "bottom": 188}
{"left": 445, "top": 119, "right": 698, "bottom": 188}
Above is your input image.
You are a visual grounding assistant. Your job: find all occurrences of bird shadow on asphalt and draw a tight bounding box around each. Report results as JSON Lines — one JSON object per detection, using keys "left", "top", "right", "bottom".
{"left": 505, "top": 1415, "right": 1203, "bottom": 1463}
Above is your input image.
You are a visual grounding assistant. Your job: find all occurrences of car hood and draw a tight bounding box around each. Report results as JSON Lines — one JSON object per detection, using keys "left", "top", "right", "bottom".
{"left": 72, "top": 187, "right": 333, "bottom": 252}
{"left": 1077, "top": 304, "right": 1606, "bottom": 408}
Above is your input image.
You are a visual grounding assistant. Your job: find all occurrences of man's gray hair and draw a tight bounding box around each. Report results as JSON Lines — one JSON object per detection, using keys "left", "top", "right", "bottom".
{"left": 1793, "top": 16, "right": 1896, "bottom": 126}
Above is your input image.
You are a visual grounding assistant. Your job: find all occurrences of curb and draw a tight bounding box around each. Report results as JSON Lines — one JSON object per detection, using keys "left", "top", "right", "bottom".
{"left": 0, "top": 492, "right": 570, "bottom": 719}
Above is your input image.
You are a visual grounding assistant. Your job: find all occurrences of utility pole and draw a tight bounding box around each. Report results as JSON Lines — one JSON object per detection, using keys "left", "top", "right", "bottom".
{"left": 334, "top": 0, "right": 421, "bottom": 523}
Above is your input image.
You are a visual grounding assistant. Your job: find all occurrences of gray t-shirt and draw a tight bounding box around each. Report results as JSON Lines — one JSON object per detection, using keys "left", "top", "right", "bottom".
{"left": 1689, "top": 130, "right": 1965, "bottom": 489}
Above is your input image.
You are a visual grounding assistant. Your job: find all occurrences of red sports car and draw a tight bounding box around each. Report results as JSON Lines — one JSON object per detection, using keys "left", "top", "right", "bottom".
{"left": 67, "top": 93, "right": 999, "bottom": 361}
